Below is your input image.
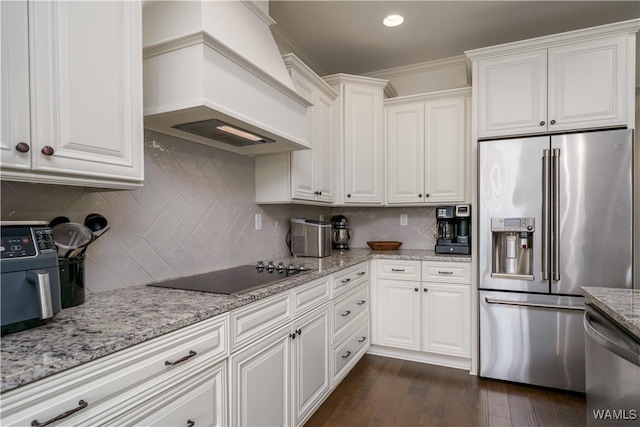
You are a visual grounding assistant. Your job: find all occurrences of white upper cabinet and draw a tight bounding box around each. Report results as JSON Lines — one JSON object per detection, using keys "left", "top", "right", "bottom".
{"left": 286, "top": 55, "right": 337, "bottom": 203}
{"left": 324, "top": 74, "right": 388, "bottom": 206}
{"left": 385, "top": 89, "right": 470, "bottom": 205}
{"left": 255, "top": 54, "right": 337, "bottom": 205}
{"left": 0, "top": 0, "right": 144, "bottom": 189}
{"left": 468, "top": 20, "right": 638, "bottom": 139}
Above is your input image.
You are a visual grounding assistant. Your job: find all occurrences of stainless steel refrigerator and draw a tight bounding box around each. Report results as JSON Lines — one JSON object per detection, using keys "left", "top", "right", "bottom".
{"left": 478, "top": 128, "right": 633, "bottom": 393}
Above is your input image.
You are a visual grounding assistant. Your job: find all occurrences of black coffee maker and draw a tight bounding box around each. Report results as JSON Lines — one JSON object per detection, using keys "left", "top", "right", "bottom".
{"left": 435, "top": 205, "right": 471, "bottom": 255}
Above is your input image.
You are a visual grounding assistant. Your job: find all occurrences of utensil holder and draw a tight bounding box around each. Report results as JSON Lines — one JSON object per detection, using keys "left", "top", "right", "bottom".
{"left": 58, "top": 255, "right": 85, "bottom": 308}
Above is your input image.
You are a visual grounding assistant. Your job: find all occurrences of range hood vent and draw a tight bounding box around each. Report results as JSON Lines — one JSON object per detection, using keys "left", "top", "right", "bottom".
{"left": 173, "top": 119, "right": 275, "bottom": 147}
{"left": 142, "top": 1, "right": 311, "bottom": 156}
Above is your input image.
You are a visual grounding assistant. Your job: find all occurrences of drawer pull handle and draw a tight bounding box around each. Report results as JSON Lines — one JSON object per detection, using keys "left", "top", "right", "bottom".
{"left": 187, "top": 420, "right": 195, "bottom": 427}
{"left": 341, "top": 278, "right": 351, "bottom": 283}
{"left": 342, "top": 310, "right": 351, "bottom": 317}
{"left": 342, "top": 351, "right": 352, "bottom": 359}
{"left": 165, "top": 350, "right": 197, "bottom": 366}
{"left": 391, "top": 268, "right": 406, "bottom": 272}
{"left": 356, "top": 300, "right": 366, "bottom": 305}
{"left": 357, "top": 271, "right": 366, "bottom": 276}
{"left": 31, "top": 400, "right": 88, "bottom": 427}
{"left": 358, "top": 336, "right": 367, "bottom": 343}
{"left": 438, "top": 271, "right": 454, "bottom": 275}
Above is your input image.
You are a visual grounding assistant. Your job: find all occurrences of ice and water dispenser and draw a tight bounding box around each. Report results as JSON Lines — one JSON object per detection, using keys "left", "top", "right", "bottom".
{"left": 490, "top": 218, "right": 534, "bottom": 280}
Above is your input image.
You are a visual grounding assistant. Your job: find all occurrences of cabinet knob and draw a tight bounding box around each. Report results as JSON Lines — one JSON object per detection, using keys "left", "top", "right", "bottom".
{"left": 550, "top": 120, "right": 556, "bottom": 125}
{"left": 41, "top": 146, "right": 55, "bottom": 156}
{"left": 425, "top": 193, "right": 430, "bottom": 198}
{"left": 347, "top": 194, "right": 351, "bottom": 198}
{"left": 15, "top": 142, "right": 30, "bottom": 153}
{"left": 289, "top": 333, "right": 296, "bottom": 340}
{"left": 418, "top": 194, "right": 423, "bottom": 198}
{"left": 296, "top": 329, "right": 302, "bottom": 335}
{"left": 423, "top": 288, "right": 429, "bottom": 292}
{"left": 187, "top": 421, "right": 195, "bottom": 427}
{"left": 539, "top": 121, "right": 545, "bottom": 126}
{"left": 318, "top": 191, "right": 322, "bottom": 196}
{"left": 414, "top": 287, "right": 419, "bottom": 292}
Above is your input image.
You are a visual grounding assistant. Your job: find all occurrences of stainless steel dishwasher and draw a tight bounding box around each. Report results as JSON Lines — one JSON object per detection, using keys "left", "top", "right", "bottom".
{"left": 584, "top": 304, "right": 640, "bottom": 427}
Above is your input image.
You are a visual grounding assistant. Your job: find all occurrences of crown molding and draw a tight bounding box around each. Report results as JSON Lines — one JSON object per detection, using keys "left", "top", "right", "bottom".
{"left": 270, "top": 25, "right": 328, "bottom": 77}
{"left": 362, "top": 55, "right": 467, "bottom": 80}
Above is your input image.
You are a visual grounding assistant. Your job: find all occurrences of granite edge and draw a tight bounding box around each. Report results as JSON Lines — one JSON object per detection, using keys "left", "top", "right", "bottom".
{"left": 580, "top": 286, "right": 640, "bottom": 340}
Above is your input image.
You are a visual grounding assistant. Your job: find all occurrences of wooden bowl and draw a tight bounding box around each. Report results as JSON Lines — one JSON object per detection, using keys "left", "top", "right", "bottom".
{"left": 367, "top": 241, "right": 403, "bottom": 251}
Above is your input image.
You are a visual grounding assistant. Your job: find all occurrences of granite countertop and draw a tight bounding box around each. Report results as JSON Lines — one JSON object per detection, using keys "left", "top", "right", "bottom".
{"left": 580, "top": 287, "right": 640, "bottom": 341}
{"left": 1, "top": 248, "right": 469, "bottom": 393}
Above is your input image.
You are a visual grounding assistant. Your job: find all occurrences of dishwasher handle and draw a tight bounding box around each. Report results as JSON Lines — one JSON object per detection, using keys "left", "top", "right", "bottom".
{"left": 584, "top": 306, "right": 640, "bottom": 367}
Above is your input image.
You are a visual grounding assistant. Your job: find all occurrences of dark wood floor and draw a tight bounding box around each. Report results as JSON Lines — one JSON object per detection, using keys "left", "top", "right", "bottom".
{"left": 306, "top": 355, "right": 586, "bottom": 427}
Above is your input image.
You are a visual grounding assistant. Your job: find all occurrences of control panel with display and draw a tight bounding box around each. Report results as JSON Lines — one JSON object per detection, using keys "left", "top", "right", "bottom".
{"left": 0, "top": 225, "right": 55, "bottom": 259}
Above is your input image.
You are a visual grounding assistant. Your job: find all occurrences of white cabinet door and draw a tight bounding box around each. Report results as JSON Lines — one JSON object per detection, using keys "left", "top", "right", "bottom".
{"left": 0, "top": 1, "right": 31, "bottom": 170}
{"left": 377, "top": 279, "right": 421, "bottom": 351}
{"left": 230, "top": 326, "right": 291, "bottom": 427}
{"left": 386, "top": 102, "right": 425, "bottom": 204}
{"left": 424, "top": 96, "right": 466, "bottom": 203}
{"left": 343, "top": 84, "right": 384, "bottom": 204}
{"left": 548, "top": 36, "right": 627, "bottom": 132}
{"left": 313, "top": 90, "right": 335, "bottom": 203}
{"left": 292, "top": 305, "right": 330, "bottom": 426}
{"left": 291, "top": 73, "right": 316, "bottom": 201}
{"left": 421, "top": 282, "right": 470, "bottom": 358}
{"left": 10, "top": 1, "right": 143, "bottom": 186}
{"left": 477, "top": 49, "right": 548, "bottom": 138}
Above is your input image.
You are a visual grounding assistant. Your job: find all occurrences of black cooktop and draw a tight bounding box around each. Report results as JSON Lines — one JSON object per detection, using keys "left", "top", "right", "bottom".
{"left": 148, "top": 262, "right": 312, "bottom": 295}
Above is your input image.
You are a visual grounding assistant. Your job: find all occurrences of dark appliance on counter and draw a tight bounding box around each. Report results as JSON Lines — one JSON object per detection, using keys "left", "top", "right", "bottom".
{"left": 435, "top": 205, "right": 471, "bottom": 255}
{"left": 149, "top": 261, "right": 313, "bottom": 295}
{"left": 1, "top": 221, "right": 61, "bottom": 335}
{"left": 478, "top": 129, "right": 634, "bottom": 393}
{"left": 288, "top": 218, "right": 332, "bottom": 258}
{"left": 331, "top": 215, "right": 351, "bottom": 251}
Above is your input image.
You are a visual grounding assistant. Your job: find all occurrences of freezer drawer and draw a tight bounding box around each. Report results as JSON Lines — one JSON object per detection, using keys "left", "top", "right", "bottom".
{"left": 479, "top": 290, "right": 586, "bottom": 392}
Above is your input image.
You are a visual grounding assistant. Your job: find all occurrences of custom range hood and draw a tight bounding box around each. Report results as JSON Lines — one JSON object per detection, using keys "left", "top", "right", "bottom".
{"left": 142, "top": 1, "right": 311, "bottom": 156}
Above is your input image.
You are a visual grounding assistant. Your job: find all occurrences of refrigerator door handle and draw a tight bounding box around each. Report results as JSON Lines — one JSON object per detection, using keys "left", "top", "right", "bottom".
{"left": 484, "top": 297, "right": 584, "bottom": 311}
{"left": 552, "top": 148, "right": 561, "bottom": 281}
{"left": 542, "top": 149, "right": 550, "bottom": 281}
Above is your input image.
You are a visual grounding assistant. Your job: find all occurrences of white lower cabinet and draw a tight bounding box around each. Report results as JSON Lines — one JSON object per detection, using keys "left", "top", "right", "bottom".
{"left": 377, "top": 279, "right": 421, "bottom": 351}
{"left": 372, "top": 260, "right": 471, "bottom": 365}
{"left": 230, "top": 324, "right": 292, "bottom": 427}
{"left": 0, "top": 315, "right": 229, "bottom": 427}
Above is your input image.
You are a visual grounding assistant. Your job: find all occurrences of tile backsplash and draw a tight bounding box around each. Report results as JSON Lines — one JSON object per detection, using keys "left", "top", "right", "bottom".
{"left": 1, "top": 131, "right": 436, "bottom": 293}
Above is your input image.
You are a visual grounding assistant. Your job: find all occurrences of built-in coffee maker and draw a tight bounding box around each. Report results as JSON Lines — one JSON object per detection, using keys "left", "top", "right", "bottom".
{"left": 331, "top": 215, "right": 351, "bottom": 251}
{"left": 490, "top": 217, "right": 534, "bottom": 280}
{"left": 435, "top": 205, "right": 471, "bottom": 255}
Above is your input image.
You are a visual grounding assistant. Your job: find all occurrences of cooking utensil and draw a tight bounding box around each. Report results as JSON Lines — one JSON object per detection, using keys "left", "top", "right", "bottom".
{"left": 84, "top": 213, "right": 108, "bottom": 233}
{"left": 51, "top": 223, "right": 93, "bottom": 257}
{"left": 49, "top": 216, "right": 70, "bottom": 228}
{"left": 69, "top": 227, "right": 110, "bottom": 258}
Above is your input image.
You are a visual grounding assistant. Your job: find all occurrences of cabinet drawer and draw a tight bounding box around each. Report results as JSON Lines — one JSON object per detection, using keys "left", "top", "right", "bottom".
{"left": 376, "top": 260, "right": 421, "bottom": 281}
{"left": 422, "top": 261, "right": 470, "bottom": 284}
{"left": 117, "top": 360, "right": 226, "bottom": 427}
{"left": 231, "top": 292, "right": 292, "bottom": 351}
{"left": 293, "top": 276, "right": 330, "bottom": 317}
{"left": 332, "top": 262, "right": 369, "bottom": 296}
{"left": 1, "top": 315, "right": 228, "bottom": 427}
{"left": 332, "top": 283, "right": 369, "bottom": 341}
{"left": 333, "top": 320, "right": 370, "bottom": 383}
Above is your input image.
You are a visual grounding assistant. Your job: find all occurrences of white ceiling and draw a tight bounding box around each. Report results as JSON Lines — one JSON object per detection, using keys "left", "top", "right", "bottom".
{"left": 269, "top": 1, "right": 640, "bottom": 76}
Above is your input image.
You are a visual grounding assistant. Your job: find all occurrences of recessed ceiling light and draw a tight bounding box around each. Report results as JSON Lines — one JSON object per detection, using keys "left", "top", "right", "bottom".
{"left": 383, "top": 14, "right": 404, "bottom": 27}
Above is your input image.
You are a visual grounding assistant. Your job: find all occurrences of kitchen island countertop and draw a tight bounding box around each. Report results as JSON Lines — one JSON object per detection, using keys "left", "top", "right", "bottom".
{"left": 580, "top": 286, "right": 640, "bottom": 341}
{"left": 1, "top": 248, "right": 469, "bottom": 393}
